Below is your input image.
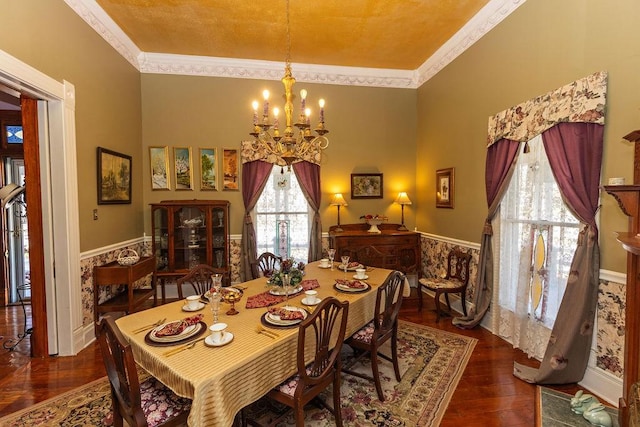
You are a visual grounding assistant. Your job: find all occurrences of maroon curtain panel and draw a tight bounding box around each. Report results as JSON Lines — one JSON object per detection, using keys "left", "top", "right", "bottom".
{"left": 292, "top": 161, "right": 322, "bottom": 262}
{"left": 514, "top": 122, "right": 604, "bottom": 384}
{"left": 453, "top": 138, "right": 520, "bottom": 329}
{"left": 240, "top": 160, "right": 273, "bottom": 281}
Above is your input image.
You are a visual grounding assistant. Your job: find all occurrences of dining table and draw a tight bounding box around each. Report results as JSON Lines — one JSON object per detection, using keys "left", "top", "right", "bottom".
{"left": 115, "top": 260, "right": 409, "bottom": 427}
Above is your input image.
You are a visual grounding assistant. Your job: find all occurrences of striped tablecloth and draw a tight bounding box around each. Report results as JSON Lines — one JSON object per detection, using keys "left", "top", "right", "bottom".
{"left": 116, "top": 262, "right": 405, "bottom": 426}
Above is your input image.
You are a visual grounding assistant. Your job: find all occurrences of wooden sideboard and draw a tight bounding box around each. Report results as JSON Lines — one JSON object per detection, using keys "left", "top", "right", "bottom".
{"left": 604, "top": 185, "right": 640, "bottom": 427}
{"left": 328, "top": 223, "right": 420, "bottom": 276}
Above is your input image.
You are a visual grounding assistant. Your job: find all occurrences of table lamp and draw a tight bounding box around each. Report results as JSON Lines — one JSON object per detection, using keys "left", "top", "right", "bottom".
{"left": 395, "top": 192, "right": 412, "bottom": 231}
{"left": 330, "top": 193, "right": 348, "bottom": 232}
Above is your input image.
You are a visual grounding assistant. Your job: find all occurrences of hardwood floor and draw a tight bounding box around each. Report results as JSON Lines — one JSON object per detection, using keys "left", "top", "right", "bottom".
{"left": 0, "top": 296, "right": 585, "bottom": 425}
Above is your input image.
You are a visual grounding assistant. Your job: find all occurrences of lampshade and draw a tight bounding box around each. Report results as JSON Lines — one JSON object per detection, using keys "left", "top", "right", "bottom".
{"left": 0, "top": 183, "right": 25, "bottom": 208}
{"left": 395, "top": 192, "right": 412, "bottom": 205}
{"left": 330, "top": 193, "right": 348, "bottom": 207}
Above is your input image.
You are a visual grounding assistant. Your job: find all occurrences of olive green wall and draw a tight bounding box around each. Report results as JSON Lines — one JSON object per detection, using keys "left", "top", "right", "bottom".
{"left": 141, "top": 74, "right": 417, "bottom": 235}
{"left": 416, "top": 0, "right": 640, "bottom": 273}
{"left": 0, "top": 0, "right": 143, "bottom": 252}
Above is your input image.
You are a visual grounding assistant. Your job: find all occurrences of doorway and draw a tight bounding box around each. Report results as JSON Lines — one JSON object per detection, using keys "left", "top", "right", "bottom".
{"left": 0, "top": 48, "right": 83, "bottom": 357}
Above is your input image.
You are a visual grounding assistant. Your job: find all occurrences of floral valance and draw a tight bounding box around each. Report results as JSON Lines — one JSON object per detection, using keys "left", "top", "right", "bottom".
{"left": 487, "top": 71, "right": 607, "bottom": 147}
{"left": 241, "top": 140, "right": 321, "bottom": 166}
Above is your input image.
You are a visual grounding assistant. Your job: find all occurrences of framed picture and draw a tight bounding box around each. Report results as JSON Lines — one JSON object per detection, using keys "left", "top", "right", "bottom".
{"left": 222, "top": 148, "right": 239, "bottom": 191}
{"left": 351, "top": 173, "right": 383, "bottom": 199}
{"left": 174, "top": 147, "right": 193, "bottom": 190}
{"left": 97, "top": 147, "right": 131, "bottom": 204}
{"left": 436, "top": 167, "right": 454, "bottom": 208}
{"left": 200, "top": 148, "right": 218, "bottom": 190}
{"left": 149, "top": 146, "right": 170, "bottom": 190}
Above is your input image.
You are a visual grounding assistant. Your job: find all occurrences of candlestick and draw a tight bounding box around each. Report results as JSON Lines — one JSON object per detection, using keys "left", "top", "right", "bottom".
{"left": 300, "top": 89, "right": 307, "bottom": 112}
{"left": 319, "top": 99, "right": 325, "bottom": 123}
{"left": 252, "top": 100, "right": 259, "bottom": 125}
{"left": 262, "top": 90, "right": 270, "bottom": 117}
{"left": 305, "top": 108, "right": 311, "bottom": 126}
{"left": 273, "top": 107, "right": 280, "bottom": 129}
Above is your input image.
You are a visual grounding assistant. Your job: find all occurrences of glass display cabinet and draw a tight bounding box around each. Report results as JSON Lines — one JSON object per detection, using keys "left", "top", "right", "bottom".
{"left": 151, "top": 200, "right": 230, "bottom": 298}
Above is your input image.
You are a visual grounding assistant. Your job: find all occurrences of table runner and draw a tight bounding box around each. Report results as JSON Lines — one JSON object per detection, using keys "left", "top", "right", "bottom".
{"left": 116, "top": 262, "right": 407, "bottom": 426}
{"left": 245, "top": 279, "right": 320, "bottom": 308}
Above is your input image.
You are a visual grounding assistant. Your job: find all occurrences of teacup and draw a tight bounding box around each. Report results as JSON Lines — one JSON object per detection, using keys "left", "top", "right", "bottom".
{"left": 186, "top": 295, "right": 200, "bottom": 310}
{"left": 319, "top": 258, "right": 329, "bottom": 267}
{"left": 355, "top": 268, "right": 367, "bottom": 279}
{"left": 304, "top": 290, "right": 319, "bottom": 304}
{"left": 209, "top": 322, "right": 228, "bottom": 344}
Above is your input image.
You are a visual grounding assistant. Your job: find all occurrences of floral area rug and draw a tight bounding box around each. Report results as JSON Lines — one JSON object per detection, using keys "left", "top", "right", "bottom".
{"left": 0, "top": 321, "right": 476, "bottom": 426}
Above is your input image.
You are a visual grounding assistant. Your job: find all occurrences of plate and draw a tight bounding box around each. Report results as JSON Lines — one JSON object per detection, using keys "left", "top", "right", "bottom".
{"left": 264, "top": 306, "right": 308, "bottom": 326}
{"left": 301, "top": 297, "right": 321, "bottom": 306}
{"left": 182, "top": 302, "right": 205, "bottom": 312}
{"left": 353, "top": 274, "right": 369, "bottom": 280}
{"left": 334, "top": 281, "right": 370, "bottom": 293}
{"left": 268, "top": 285, "right": 303, "bottom": 296}
{"left": 338, "top": 263, "right": 364, "bottom": 271}
{"left": 317, "top": 263, "right": 333, "bottom": 269}
{"left": 144, "top": 321, "right": 207, "bottom": 346}
{"left": 204, "top": 332, "right": 234, "bottom": 347}
{"left": 149, "top": 321, "right": 201, "bottom": 343}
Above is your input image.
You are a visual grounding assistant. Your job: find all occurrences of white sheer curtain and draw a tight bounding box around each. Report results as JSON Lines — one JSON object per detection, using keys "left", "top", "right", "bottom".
{"left": 491, "top": 135, "right": 580, "bottom": 360}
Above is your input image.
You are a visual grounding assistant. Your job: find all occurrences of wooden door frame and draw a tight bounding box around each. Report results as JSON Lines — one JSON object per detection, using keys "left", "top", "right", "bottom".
{"left": 21, "top": 97, "right": 47, "bottom": 357}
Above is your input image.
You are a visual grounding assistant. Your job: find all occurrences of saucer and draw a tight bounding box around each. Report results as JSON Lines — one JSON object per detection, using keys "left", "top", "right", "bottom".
{"left": 353, "top": 274, "right": 369, "bottom": 280}
{"left": 301, "top": 297, "right": 321, "bottom": 306}
{"left": 204, "top": 332, "right": 234, "bottom": 347}
{"left": 318, "top": 264, "right": 332, "bottom": 269}
{"left": 182, "top": 302, "right": 205, "bottom": 312}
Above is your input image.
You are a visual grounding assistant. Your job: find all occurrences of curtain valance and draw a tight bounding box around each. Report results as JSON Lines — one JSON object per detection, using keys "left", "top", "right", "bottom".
{"left": 241, "top": 140, "right": 321, "bottom": 166}
{"left": 487, "top": 71, "right": 607, "bottom": 147}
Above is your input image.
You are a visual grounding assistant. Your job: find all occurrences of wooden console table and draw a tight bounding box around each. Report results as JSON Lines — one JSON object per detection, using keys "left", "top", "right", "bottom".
{"left": 93, "top": 256, "right": 157, "bottom": 329}
{"left": 328, "top": 223, "right": 420, "bottom": 276}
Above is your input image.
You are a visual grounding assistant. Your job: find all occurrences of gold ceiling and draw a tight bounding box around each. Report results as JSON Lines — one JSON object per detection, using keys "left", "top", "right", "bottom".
{"left": 95, "top": 0, "right": 490, "bottom": 70}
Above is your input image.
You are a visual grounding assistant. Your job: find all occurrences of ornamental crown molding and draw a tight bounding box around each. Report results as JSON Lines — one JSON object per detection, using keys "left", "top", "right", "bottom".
{"left": 66, "top": 0, "right": 525, "bottom": 89}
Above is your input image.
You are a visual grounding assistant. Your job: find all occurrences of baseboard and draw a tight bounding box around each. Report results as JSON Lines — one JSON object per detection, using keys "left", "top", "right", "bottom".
{"left": 580, "top": 355, "right": 622, "bottom": 407}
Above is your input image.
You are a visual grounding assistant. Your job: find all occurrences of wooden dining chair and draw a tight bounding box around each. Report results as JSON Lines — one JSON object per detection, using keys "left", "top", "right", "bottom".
{"left": 342, "top": 270, "right": 405, "bottom": 401}
{"left": 96, "top": 316, "right": 191, "bottom": 427}
{"left": 176, "top": 263, "right": 218, "bottom": 299}
{"left": 244, "top": 297, "right": 349, "bottom": 427}
{"left": 418, "top": 248, "right": 472, "bottom": 321}
{"left": 251, "top": 252, "right": 282, "bottom": 279}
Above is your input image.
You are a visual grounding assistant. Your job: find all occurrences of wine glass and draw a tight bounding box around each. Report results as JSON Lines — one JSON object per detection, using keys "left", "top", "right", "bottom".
{"left": 210, "top": 293, "right": 221, "bottom": 323}
{"left": 341, "top": 255, "right": 350, "bottom": 278}
{"left": 327, "top": 248, "right": 336, "bottom": 271}
{"left": 212, "top": 274, "right": 222, "bottom": 293}
{"left": 282, "top": 274, "right": 291, "bottom": 303}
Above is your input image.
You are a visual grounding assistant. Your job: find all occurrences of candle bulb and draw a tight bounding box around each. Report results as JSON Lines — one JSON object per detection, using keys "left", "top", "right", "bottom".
{"left": 319, "top": 99, "right": 325, "bottom": 123}
{"left": 262, "top": 90, "right": 270, "bottom": 117}
{"left": 305, "top": 107, "right": 311, "bottom": 126}
{"left": 300, "top": 89, "right": 307, "bottom": 112}
{"left": 252, "top": 100, "right": 259, "bottom": 125}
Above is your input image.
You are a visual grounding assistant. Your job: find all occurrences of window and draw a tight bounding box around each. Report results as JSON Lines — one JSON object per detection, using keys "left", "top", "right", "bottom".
{"left": 497, "top": 135, "right": 579, "bottom": 357}
{"left": 253, "top": 166, "right": 311, "bottom": 262}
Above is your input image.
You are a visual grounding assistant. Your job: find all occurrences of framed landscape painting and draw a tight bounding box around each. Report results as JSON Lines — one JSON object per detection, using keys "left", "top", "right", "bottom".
{"left": 351, "top": 173, "right": 383, "bottom": 199}
{"left": 149, "top": 146, "right": 170, "bottom": 190}
{"left": 200, "top": 148, "right": 218, "bottom": 190}
{"left": 97, "top": 147, "right": 131, "bottom": 204}
{"left": 222, "top": 148, "right": 239, "bottom": 191}
{"left": 174, "top": 147, "right": 193, "bottom": 190}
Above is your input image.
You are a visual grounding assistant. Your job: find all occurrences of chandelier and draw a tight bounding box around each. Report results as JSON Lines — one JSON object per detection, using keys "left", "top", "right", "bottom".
{"left": 249, "top": 0, "right": 329, "bottom": 168}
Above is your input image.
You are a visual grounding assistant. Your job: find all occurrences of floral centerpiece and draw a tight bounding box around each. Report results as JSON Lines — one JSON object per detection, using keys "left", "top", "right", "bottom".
{"left": 359, "top": 214, "right": 388, "bottom": 233}
{"left": 268, "top": 258, "right": 306, "bottom": 287}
